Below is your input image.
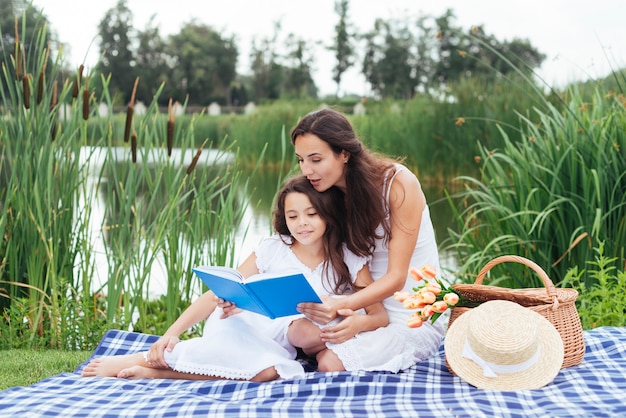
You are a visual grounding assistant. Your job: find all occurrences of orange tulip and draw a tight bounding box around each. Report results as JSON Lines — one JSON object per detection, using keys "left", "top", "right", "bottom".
{"left": 432, "top": 300, "right": 448, "bottom": 313}
{"left": 425, "top": 281, "right": 442, "bottom": 295}
{"left": 393, "top": 291, "right": 411, "bottom": 302}
{"left": 443, "top": 292, "right": 460, "bottom": 306}
{"left": 407, "top": 315, "right": 423, "bottom": 328}
{"left": 409, "top": 267, "right": 424, "bottom": 281}
{"left": 421, "top": 305, "right": 436, "bottom": 318}
{"left": 417, "top": 290, "right": 436, "bottom": 305}
{"left": 421, "top": 264, "right": 437, "bottom": 279}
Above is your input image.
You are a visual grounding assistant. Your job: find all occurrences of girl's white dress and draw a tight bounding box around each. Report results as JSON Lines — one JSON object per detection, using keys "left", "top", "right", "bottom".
{"left": 163, "top": 235, "right": 368, "bottom": 380}
{"left": 322, "top": 164, "right": 446, "bottom": 372}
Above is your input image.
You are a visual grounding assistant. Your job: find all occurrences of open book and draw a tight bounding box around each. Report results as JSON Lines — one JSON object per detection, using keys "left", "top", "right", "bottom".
{"left": 193, "top": 265, "right": 323, "bottom": 319}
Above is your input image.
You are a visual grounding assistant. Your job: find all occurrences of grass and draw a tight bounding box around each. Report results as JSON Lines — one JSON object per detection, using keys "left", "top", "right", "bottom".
{"left": 0, "top": 349, "right": 92, "bottom": 391}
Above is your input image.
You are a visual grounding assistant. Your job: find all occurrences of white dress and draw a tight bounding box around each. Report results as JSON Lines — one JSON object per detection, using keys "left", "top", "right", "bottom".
{"left": 163, "top": 235, "right": 368, "bottom": 380}
{"left": 323, "top": 164, "right": 445, "bottom": 372}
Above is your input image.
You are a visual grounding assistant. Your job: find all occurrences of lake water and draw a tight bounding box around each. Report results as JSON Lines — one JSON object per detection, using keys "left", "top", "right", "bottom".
{"left": 81, "top": 147, "right": 458, "bottom": 298}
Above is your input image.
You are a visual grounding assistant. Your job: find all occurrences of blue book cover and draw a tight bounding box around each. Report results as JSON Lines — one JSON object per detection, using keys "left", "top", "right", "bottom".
{"left": 193, "top": 266, "right": 323, "bottom": 319}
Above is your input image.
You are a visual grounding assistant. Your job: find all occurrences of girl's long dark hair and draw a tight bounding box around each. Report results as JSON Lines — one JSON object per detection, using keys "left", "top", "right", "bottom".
{"left": 273, "top": 175, "right": 353, "bottom": 294}
{"left": 290, "top": 108, "right": 397, "bottom": 258}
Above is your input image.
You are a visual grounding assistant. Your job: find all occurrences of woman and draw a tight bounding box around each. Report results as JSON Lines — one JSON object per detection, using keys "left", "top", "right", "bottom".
{"left": 291, "top": 108, "right": 444, "bottom": 372}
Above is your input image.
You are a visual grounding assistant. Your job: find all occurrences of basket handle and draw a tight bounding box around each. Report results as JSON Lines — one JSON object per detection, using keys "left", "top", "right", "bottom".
{"left": 475, "top": 255, "right": 560, "bottom": 308}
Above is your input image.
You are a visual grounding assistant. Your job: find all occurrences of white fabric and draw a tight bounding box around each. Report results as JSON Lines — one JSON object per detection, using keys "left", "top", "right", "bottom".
{"left": 325, "top": 164, "right": 445, "bottom": 372}
{"left": 164, "top": 235, "right": 368, "bottom": 380}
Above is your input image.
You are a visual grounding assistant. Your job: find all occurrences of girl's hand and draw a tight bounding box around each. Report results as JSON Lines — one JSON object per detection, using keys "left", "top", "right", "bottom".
{"left": 320, "top": 309, "right": 364, "bottom": 344}
{"left": 146, "top": 335, "right": 179, "bottom": 368}
{"left": 297, "top": 297, "right": 342, "bottom": 325}
{"left": 217, "top": 298, "right": 243, "bottom": 318}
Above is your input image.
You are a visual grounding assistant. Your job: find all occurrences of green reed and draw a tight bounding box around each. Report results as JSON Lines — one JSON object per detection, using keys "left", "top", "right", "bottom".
{"left": 443, "top": 86, "right": 625, "bottom": 288}
{"left": 0, "top": 16, "right": 254, "bottom": 348}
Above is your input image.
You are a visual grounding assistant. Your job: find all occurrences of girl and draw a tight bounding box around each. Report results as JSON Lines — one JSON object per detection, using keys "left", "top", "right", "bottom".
{"left": 290, "top": 108, "right": 445, "bottom": 373}
{"left": 81, "top": 175, "right": 387, "bottom": 381}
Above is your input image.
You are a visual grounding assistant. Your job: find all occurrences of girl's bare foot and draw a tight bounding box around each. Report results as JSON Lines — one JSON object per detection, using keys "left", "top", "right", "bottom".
{"left": 117, "top": 365, "right": 155, "bottom": 379}
{"left": 81, "top": 353, "right": 146, "bottom": 377}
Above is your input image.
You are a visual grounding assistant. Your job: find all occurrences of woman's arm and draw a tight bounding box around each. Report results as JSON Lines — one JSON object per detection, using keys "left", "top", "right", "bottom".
{"left": 298, "top": 170, "right": 423, "bottom": 323}
{"left": 319, "top": 264, "right": 388, "bottom": 343}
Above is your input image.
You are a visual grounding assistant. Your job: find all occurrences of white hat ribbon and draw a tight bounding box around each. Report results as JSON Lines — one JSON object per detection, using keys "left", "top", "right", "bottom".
{"left": 462, "top": 339, "right": 541, "bottom": 378}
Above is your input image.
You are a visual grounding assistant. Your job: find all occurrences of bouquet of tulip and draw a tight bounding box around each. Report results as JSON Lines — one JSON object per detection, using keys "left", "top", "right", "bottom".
{"left": 394, "top": 264, "right": 463, "bottom": 328}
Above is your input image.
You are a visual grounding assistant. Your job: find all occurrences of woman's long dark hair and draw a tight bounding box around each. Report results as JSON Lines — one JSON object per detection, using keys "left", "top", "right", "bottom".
{"left": 273, "top": 175, "right": 353, "bottom": 294}
{"left": 290, "top": 108, "right": 396, "bottom": 258}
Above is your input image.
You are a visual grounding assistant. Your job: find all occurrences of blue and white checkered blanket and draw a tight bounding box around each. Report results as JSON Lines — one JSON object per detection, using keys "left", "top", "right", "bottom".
{"left": 1, "top": 326, "right": 626, "bottom": 417}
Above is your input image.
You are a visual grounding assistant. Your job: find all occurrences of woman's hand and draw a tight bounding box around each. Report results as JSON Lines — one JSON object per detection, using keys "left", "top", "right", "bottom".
{"left": 320, "top": 309, "right": 365, "bottom": 344}
{"left": 146, "top": 335, "right": 179, "bottom": 368}
{"left": 217, "top": 298, "right": 243, "bottom": 318}
{"left": 297, "top": 296, "right": 343, "bottom": 325}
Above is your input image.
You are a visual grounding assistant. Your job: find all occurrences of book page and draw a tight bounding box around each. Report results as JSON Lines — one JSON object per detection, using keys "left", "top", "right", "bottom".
{"left": 194, "top": 265, "right": 243, "bottom": 282}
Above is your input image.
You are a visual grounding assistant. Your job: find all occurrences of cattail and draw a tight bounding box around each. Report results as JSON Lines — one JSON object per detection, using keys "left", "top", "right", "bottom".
{"left": 82, "top": 89, "right": 89, "bottom": 120}
{"left": 50, "top": 122, "right": 57, "bottom": 142}
{"left": 186, "top": 147, "right": 202, "bottom": 175}
{"left": 167, "top": 98, "right": 174, "bottom": 156}
{"left": 72, "top": 65, "right": 83, "bottom": 99}
{"left": 14, "top": 18, "right": 24, "bottom": 81}
{"left": 37, "top": 72, "right": 44, "bottom": 105}
{"left": 50, "top": 81, "right": 58, "bottom": 142}
{"left": 22, "top": 74, "right": 31, "bottom": 109}
{"left": 123, "top": 106, "right": 133, "bottom": 143}
{"left": 50, "top": 80, "right": 58, "bottom": 110}
{"left": 124, "top": 77, "right": 140, "bottom": 143}
{"left": 131, "top": 133, "right": 137, "bottom": 163}
{"left": 82, "top": 76, "right": 90, "bottom": 120}
{"left": 37, "top": 47, "right": 50, "bottom": 105}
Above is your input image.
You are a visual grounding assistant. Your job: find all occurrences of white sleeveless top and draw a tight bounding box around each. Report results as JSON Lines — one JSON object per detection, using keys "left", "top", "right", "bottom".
{"left": 368, "top": 163, "right": 441, "bottom": 323}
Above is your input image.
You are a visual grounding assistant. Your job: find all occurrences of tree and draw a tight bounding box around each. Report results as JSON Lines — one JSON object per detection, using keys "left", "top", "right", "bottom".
{"left": 135, "top": 15, "right": 173, "bottom": 104}
{"left": 167, "top": 21, "right": 237, "bottom": 106}
{"left": 283, "top": 34, "right": 317, "bottom": 99}
{"left": 249, "top": 22, "right": 284, "bottom": 101}
{"left": 362, "top": 18, "right": 417, "bottom": 99}
{"left": 433, "top": 10, "right": 545, "bottom": 84}
{"left": 95, "top": 0, "right": 136, "bottom": 104}
{"left": 330, "top": 0, "right": 355, "bottom": 97}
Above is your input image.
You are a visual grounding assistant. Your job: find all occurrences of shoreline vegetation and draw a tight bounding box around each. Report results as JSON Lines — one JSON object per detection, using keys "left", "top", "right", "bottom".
{"left": 1, "top": 9, "right": 625, "bottom": 391}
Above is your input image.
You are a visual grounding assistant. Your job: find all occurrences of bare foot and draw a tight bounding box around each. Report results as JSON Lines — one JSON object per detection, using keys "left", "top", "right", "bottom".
{"left": 81, "top": 353, "right": 145, "bottom": 377}
{"left": 251, "top": 367, "right": 279, "bottom": 382}
{"left": 117, "top": 365, "right": 155, "bottom": 379}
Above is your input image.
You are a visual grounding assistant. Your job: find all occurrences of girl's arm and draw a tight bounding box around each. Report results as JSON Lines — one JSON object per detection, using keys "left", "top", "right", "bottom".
{"left": 147, "top": 289, "right": 219, "bottom": 367}
{"left": 298, "top": 170, "right": 423, "bottom": 324}
{"left": 149, "top": 253, "right": 261, "bottom": 365}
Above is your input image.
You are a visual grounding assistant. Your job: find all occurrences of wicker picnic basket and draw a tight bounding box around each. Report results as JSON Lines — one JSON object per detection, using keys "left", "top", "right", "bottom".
{"left": 446, "top": 255, "right": 585, "bottom": 373}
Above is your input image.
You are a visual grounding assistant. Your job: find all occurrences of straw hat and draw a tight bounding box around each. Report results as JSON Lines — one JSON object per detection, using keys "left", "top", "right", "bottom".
{"left": 445, "top": 300, "right": 564, "bottom": 390}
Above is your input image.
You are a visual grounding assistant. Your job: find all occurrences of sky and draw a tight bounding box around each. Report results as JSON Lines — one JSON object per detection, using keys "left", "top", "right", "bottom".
{"left": 33, "top": 0, "right": 625, "bottom": 97}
